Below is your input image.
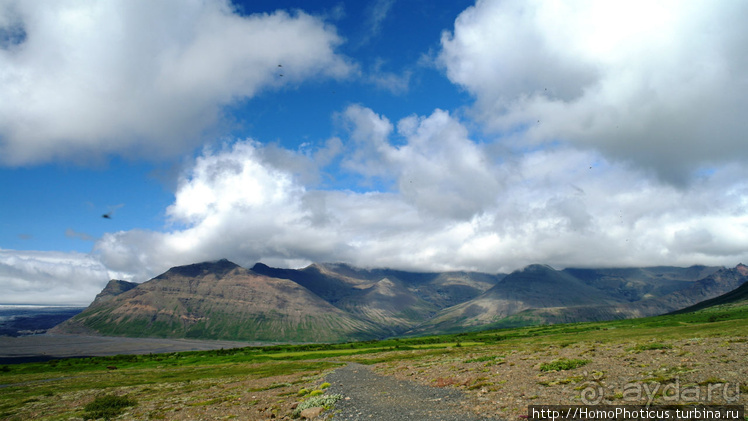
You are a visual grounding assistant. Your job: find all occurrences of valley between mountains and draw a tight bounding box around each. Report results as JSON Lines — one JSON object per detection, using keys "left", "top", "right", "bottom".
{"left": 52, "top": 260, "right": 748, "bottom": 343}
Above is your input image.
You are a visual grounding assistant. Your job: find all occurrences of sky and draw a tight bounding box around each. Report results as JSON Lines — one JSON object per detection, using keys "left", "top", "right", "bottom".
{"left": 1, "top": 0, "right": 747, "bottom": 306}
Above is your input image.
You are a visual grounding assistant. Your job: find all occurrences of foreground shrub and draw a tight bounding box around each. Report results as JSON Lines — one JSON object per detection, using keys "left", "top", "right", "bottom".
{"left": 83, "top": 394, "right": 137, "bottom": 420}
{"left": 632, "top": 342, "right": 673, "bottom": 352}
{"left": 292, "top": 394, "right": 342, "bottom": 418}
{"left": 539, "top": 358, "right": 590, "bottom": 372}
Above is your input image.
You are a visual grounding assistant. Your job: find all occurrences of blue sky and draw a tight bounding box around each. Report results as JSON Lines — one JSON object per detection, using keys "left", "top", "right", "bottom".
{"left": 1, "top": 0, "right": 748, "bottom": 305}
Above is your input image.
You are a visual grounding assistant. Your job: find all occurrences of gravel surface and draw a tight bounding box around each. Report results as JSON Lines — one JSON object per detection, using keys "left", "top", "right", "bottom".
{"left": 0, "top": 333, "right": 256, "bottom": 363}
{"left": 369, "top": 337, "right": 748, "bottom": 418}
{"left": 325, "top": 363, "right": 502, "bottom": 421}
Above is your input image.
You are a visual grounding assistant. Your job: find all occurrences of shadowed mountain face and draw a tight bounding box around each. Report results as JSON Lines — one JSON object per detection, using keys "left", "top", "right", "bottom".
{"left": 53, "top": 260, "right": 747, "bottom": 342}
{"left": 408, "top": 264, "right": 740, "bottom": 334}
{"left": 672, "top": 264, "right": 748, "bottom": 314}
{"left": 251, "top": 263, "right": 501, "bottom": 308}
{"left": 251, "top": 262, "right": 502, "bottom": 335}
{"left": 408, "top": 264, "right": 623, "bottom": 333}
{"left": 562, "top": 265, "right": 719, "bottom": 301}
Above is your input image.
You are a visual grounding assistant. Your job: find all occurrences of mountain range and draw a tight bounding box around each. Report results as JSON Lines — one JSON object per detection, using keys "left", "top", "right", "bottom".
{"left": 52, "top": 260, "right": 748, "bottom": 342}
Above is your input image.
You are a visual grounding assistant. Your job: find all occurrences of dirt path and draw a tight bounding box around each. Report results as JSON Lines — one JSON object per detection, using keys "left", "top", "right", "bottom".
{"left": 324, "top": 363, "right": 502, "bottom": 421}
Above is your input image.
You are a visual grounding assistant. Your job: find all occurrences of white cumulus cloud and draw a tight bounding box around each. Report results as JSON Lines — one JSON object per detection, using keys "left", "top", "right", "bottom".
{"left": 0, "top": 0, "right": 353, "bottom": 165}
{"left": 439, "top": 0, "right": 748, "bottom": 184}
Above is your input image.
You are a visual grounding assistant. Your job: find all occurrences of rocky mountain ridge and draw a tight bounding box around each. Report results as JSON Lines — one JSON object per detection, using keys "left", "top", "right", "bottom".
{"left": 52, "top": 260, "right": 747, "bottom": 342}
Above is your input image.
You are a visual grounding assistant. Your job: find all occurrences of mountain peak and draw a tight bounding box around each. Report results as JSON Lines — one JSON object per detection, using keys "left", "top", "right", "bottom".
{"left": 521, "top": 264, "right": 556, "bottom": 273}
{"left": 371, "top": 278, "right": 399, "bottom": 297}
{"left": 91, "top": 279, "right": 138, "bottom": 306}
{"left": 251, "top": 262, "right": 271, "bottom": 271}
{"left": 162, "top": 259, "right": 240, "bottom": 279}
{"left": 736, "top": 263, "right": 748, "bottom": 276}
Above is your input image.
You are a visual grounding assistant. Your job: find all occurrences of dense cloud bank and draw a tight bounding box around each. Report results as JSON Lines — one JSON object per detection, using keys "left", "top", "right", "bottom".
{"left": 96, "top": 107, "right": 748, "bottom": 281}
{"left": 0, "top": 250, "right": 111, "bottom": 305}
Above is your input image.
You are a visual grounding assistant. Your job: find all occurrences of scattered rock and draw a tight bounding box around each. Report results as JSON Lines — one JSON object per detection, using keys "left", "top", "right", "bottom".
{"left": 299, "top": 406, "right": 324, "bottom": 419}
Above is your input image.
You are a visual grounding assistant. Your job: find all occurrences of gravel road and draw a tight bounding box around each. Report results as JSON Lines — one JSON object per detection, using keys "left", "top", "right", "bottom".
{"left": 324, "top": 363, "right": 503, "bottom": 421}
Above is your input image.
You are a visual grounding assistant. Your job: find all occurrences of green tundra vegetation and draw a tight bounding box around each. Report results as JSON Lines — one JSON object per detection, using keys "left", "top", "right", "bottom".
{"left": 1, "top": 301, "right": 746, "bottom": 420}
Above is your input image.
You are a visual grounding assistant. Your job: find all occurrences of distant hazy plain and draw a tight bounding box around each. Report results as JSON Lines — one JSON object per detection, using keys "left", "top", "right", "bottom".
{"left": 0, "top": 306, "right": 255, "bottom": 364}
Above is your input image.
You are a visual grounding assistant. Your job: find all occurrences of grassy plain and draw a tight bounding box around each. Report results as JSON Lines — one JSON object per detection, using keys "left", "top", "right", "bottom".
{"left": 1, "top": 303, "right": 746, "bottom": 420}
